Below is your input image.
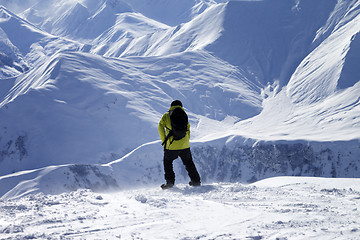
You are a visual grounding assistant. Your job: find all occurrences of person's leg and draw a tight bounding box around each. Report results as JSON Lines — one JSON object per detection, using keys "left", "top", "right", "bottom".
{"left": 179, "top": 148, "right": 201, "bottom": 184}
{"left": 163, "top": 149, "right": 180, "bottom": 185}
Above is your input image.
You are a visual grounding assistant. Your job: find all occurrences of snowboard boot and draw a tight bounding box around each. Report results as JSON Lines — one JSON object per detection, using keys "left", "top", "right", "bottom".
{"left": 161, "top": 182, "right": 174, "bottom": 190}
{"left": 189, "top": 181, "right": 201, "bottom": 187}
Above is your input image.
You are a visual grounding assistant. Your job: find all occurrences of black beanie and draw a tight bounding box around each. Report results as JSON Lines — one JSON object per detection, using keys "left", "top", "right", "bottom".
{"left": 171, "top": 100, "right": 183, "bottom": 107}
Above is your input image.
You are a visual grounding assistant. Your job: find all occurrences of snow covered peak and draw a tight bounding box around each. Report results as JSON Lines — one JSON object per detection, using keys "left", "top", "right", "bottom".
{"left": 121, "top": 0, "right": 212, "bottom": 26}
{"left": 0, "top": 5, "right": 11, "bottom": 17}
{"left": 0, "top": 6, "right": 49, "bottom": 54}
{"left": 203, "top": 0, "right": 338, "bottom": 86}
{"left": 146, "top": 3, "right": 227, "bottom": 56}
{"left": 287, "top": 1, "right": 360, "bottom": 104}
{"left": 51, "top": 2, "right": 90, "bottom": 37}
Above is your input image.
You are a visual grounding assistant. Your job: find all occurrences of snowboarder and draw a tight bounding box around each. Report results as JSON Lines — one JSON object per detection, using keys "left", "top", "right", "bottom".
{"left": 158, "top": 100, "right": 201, "bottom": 189}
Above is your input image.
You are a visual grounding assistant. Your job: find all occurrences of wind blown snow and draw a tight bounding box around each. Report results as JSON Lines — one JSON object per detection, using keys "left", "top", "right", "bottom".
{"left": 1, "top": 177, "right": 360, "bottom": 239}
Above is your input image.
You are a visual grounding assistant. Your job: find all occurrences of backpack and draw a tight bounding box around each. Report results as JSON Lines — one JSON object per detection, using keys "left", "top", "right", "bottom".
{"left": 162, "top": 107, "right": 188, "bottom": 148}
{"left": 170, "top": 107, "right": 188, "bottom": 140}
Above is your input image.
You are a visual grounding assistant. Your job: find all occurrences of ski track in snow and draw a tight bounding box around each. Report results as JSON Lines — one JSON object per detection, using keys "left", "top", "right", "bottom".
{"left": 1, "top": 178, "right": 360, "bottom": 240}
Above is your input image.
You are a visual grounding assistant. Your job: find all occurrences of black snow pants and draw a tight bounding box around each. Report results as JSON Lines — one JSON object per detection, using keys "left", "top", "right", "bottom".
{"left": 163, "top": 148, "right": 201, "bottom": 185}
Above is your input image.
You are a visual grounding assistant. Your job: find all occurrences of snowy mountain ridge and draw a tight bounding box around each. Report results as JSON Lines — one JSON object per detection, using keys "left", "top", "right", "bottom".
{"left": 0, "top": 0, "right": 359, "bottom": 201}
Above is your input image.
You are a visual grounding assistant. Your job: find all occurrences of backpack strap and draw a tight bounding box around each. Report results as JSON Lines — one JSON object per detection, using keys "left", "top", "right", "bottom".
{"left": 162, "top": 127, "right": 173, "bottom": 149}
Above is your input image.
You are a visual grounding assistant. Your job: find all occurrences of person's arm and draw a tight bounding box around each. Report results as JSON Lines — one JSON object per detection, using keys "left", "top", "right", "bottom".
{"left": 158, "top": 114, "right": 166, "bottom": 143}
{"left": 187, "top": 122, "right": 190, "bottom": 138}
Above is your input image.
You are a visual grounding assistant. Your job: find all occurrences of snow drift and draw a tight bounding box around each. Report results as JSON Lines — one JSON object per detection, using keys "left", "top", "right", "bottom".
{"left": 0, "top": 0, "right": 359, "bottom": 199}
{"left": 1, "top": 177, "right": 360, "bottom": 239}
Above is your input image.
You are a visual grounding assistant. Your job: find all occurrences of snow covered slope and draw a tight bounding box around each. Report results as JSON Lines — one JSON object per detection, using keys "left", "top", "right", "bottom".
{"left": 0, "top": 5, "right": 82, "bottom": 78}
{"left": 110, "top": 0, "right": 338, "bottom": 86}
{"left": 0, "top": 50, "right": 262, "bottom": 176}
{"left": 0, "top": 0, "right": 359, "bottom": 201}
{"left": 202, "top": 0, "right": 337, "bottom": 86}
{"left": 1, "top": 177, "right": 360, "bottom": 239}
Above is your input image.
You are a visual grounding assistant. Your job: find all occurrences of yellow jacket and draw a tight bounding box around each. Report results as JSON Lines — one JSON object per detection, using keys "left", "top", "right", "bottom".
{"left": 158, "top": 106, "right": 190, "bottom": 150}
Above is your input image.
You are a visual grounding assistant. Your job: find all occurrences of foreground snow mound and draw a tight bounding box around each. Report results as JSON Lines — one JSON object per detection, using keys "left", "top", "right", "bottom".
{"left": 0, "top": 164, "right": 118, "bottom": 200}
{"left": 1, "top": 177, "right": 359, "bottom": 239}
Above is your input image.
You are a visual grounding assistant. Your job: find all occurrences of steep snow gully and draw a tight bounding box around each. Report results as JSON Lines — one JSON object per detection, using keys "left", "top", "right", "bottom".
{"left": 0, "top": 0, "right": 359, "bottom": 203}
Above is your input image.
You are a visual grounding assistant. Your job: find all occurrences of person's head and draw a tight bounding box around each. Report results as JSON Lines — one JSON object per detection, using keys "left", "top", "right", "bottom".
{"left": 171, "top": 100, "right": 183, "bottom": 107}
